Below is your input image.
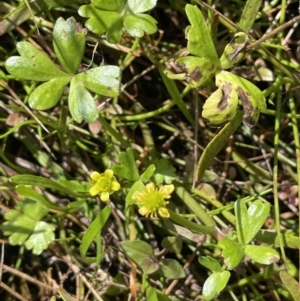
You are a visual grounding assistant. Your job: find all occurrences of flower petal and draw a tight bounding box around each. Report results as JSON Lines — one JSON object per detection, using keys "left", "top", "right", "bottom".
{"left": 104, "top": 169, "right": 114, "bottom": 178}
{"left": 158, "top": 207, "right": 170, "bottom": 218}
{"left": 90, "top": 171, "right": 101, "bottom": 181}
{"left": 101, "top": 191, "right": 110, "bottom": 201}
{"left": 89, "top": 185, "right": 101, "bottom": 196}
{"left": 146, "top": 182, "right": 155, "bottom": 192}
{"left": 111, "top": 181, "right": 120, "bottom": 191}
{"left": 139, "top": 206, "right": 150, "bottom": 216}
{"left": 159, "top": 184, "right": 174, "bottom": 198}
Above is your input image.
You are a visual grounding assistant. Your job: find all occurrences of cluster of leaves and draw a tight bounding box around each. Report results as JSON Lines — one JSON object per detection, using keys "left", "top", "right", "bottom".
{"left": 199, "top": 199, "right": 279, "bottom": 300}
{"left": 5, "top": 17, "right": 121, "bottom": 123}
{"left": 165, "top": 5, "right": 266, "bottom": 128}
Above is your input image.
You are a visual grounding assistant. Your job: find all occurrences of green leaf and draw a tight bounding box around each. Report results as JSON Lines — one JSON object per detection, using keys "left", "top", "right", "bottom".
{"left": 175, "top": 56, "right": 217, "bottom": 88}
{"left": 202, "top": 84, "right": 239, "bottom": 125}
{"left": 158, "top": 258, "right": 185, "bottom": 279}
{"left": 244, "top": 245, "right": 280, "bottom": 265}
{"left": 238, "top": 0, "right": 262, "bottom": 33}
{"left": 10, "top": 174, "right": 86, "bottom": 197}
{"left": 126, "top": 180, "right": 145, "bottom": 205}
{"left": 75, "top": 66, "right": 121, "bottom": 97}
{"left": 123, "top": 13, "right": 157, "bottom": 37}
{"left": 121, "top": 240, "right": 159, "bottom": 274}
{"left": 24, "top": 221, "right": 55, "bottom": 255}
{"left": 196, "top": 111, "right": 243, "bottom": 181}
{"left": 78, "top": 1, "right": 125, "bottom": 43}
{"left": 80, "top": 206, "right": 111, "bottom": 260}
{"left": 78, "top": 0, "right": 157, "bottom": 44}
{"left": 198, "top": 256, "right": 222, "bottom": 272}
{"left": 140, "top": 164, "right": 156, "bottom": 182}
{"left": 202, "top": 271, "right": 230, "bottom": 300}
{"left": 279, "top": 271, "right": 300, "bottom": 301}
{"left": 69, "top": 76, "right": 99, "bottom": 123}
{"left": 140, "top": 257, "right": 160, "bottom": 275}
{"left": 28, "top": 77, "right": 70, "bottom": 110}
{"left": 220, "top": 33, "right": 249, "bottom": 69}
{"left": 161, "top": 236, "right": 182, "bottom": 253}
{"left": 152, "top": 158, "right": 176, "bottom": 185}
{"left": 58, "top": 180, "right": 90, "bottom": 193}
{"left": 231, "top": 151, "right": 272, "bottom": 180}
{"left": 216, "top": 71, "right": 266, "bottom": 127}
{"left": 217, "top": 238, "right": 244, "bottom": 270}
{"left": 121, "top": 240, "right": 153, "bottom": 259}
{"left": 146, "top": 286, "right": 158, "bottom": 301}
{"left": 235, "top": 199, "right": 270, "bottom": 245}
{"left": 173, "top": 186, "right": 216, "bottom": 231}
{"left": 5, "top": 41, "right": 68, "bottom": 81}
{"left": 53, "top": 17, "right": 86, "bottom": 75}
{"left": 127, "top": 0, "right": 157, "bottom": 12}
{"left": 184, "top": 4, "right": 219, "bottom": 62}
{"left": 2, "top": 197, "right": 54, "bottom": 255}
{"left": 16, "top": 186, "right": 70, "bottom": 212}
{"left": 2, "top": 209, "right": 36, "bottom": 244}
{"left": 113, "top": 148, "right": 140, "bottom": 181}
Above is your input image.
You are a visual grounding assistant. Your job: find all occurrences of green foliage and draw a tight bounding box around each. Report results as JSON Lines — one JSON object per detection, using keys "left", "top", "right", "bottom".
{"left": 198, "top": 199, "right": 279, "bottom": 300}
{"left": 165, "top": 4, "right": 266, "bottom": 128}
{"left": 112, "top": 148, "right": 140, "bottom": 181}
{"left": 5, "top": 17, "right": 122, "bottom": 123}
{"left": 2, "top": 197, "right": 55, "bottom": 255}
{"left": 80, "top": 206, "right": 111, "bottom": 262}
{"left": 78, "top": 0, "right": 157, "bottom": 43}
{"left": 121, "top": 240, "right": 185, "bottom": 279}
{"left": 1, "top": 0, "right": 299, "bottom": 300}
{"left": 152, "top": 158, "right": 176, "bottom": 185}
{"left": 235, "top": 199, "right": 270, "bottom": 245}
{"left": 202, "top": 271, "right": 231, "bottom": 300}
{"left": 165, "top": 4, "right": 220, "bottom": 88}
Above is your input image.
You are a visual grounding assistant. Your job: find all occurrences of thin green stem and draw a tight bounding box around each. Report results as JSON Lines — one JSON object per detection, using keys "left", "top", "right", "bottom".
{"left": 288, "top": 92, "right": 300, "bottom": 277}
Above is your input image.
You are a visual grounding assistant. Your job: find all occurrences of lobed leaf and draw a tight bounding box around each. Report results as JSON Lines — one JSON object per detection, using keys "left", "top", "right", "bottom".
{"left": 69, "top": 76, "right": 99, "bottom": 123}
{"left": 184, "top": 4, "right": 218, "bottom": 62}
{"left": 113, "top": 148, "right": 140, "bottom": 181}
{"left": 235, "top": 199, "right": 270, "bottom": 245}
{"left": 53, "top": 17, "right": 86, "bottom": 75}
{"left": 29, "top": 77, "right": 70, "bottom": 110}
{"left": 5, "top": 41, "right": 68, "bottom": 81}
{"left": 75, "top": 65, "right": 122, "bottom": 97}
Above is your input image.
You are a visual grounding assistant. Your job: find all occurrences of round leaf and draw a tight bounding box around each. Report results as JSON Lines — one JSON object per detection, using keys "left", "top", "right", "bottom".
{"left": 127, "top": 0, "right": 157, "bottom": 13}
{"left": 124, "top": 14, "right": 157, "bottom": 37}
{"left": 244, "top": 245, "right": 280, "bottom": 265}
{"left": 158, "top": 258, "right": 185, "bottom": 279}
{"left": 161, "top": 236, "right": 183, "bottom": 254}
{"left": 218, "top": 238, "right": 244, "bottom": 270}
{"left": 120, "top": 240, "right": 154, "bottom": 264}
{"left": 202, "top": 271, "right": 230, "bottom": 300}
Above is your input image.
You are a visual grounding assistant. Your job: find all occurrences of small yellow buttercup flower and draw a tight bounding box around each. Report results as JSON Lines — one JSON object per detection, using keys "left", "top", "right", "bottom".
{"left": 132, "top": 182, "right": 174, "bottom": 218}
{"left": 89, "top": 169, "right": 120, "bottom": 201}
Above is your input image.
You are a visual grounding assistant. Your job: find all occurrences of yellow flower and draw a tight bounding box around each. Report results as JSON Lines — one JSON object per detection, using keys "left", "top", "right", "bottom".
{"left": 89, "top": 169, "right": 120, "bottom": 201}
{"left": 132, "top": 182, "right": 174, "bottom": 218}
